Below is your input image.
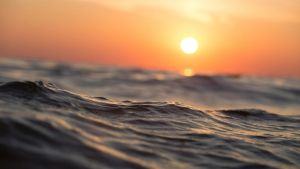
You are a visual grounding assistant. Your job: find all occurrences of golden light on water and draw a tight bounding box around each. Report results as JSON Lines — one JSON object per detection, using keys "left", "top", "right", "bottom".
{"left": 183, "top": 68, "right": 194, "bottom": 77}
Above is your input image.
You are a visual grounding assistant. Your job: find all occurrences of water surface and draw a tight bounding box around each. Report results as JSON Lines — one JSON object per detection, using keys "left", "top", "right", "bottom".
{"left": 0, "top": 59, "right": 299, "bottom": 169}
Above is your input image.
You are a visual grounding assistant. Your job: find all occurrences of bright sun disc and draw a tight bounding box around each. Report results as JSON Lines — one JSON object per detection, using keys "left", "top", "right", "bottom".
{"left": 181, "top": 37, "right": 198, "bottom": 54}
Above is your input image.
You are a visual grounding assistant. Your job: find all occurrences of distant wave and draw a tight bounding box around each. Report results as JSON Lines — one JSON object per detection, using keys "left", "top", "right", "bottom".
{"left": 1, "top": 81, "right": 299, "bottom": 169}
{"left": 1, "top": 58, "right": 299, "bottom": 115}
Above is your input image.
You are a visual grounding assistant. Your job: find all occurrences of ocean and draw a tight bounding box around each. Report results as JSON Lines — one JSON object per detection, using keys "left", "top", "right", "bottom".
{"left": 0, "top": 58, "right": 299, "bottom": 169}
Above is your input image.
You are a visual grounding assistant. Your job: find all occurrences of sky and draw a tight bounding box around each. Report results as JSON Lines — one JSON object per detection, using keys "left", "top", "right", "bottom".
{"left": 1, "top": 0, "right": 300, "bottom": 76}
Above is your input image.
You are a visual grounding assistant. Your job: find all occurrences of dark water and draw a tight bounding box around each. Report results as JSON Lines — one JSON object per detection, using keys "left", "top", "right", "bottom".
{"left": 0, "top": 59, "right": 300, "bottom": 169}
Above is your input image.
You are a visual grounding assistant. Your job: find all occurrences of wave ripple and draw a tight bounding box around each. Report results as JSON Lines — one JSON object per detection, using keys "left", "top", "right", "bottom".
{"left": 0, "top": 81, "right": 299, "bottom": 169}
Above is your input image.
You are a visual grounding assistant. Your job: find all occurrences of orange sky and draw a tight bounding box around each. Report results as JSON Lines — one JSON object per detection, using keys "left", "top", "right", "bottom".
{"left": 1, "top": 0, "right": 300, "bottom": 76}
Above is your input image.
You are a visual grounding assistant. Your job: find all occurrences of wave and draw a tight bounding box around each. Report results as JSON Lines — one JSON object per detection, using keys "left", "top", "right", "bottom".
{"left": 1, "top": 58, "right": 300, "bottom": 115}
{"left": 0, "top": 81, "right": 299, "bottom": 169}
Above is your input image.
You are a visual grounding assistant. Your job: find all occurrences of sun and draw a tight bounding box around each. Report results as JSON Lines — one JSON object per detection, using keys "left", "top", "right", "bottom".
{"left": 180, "top": 37, "right": 198, "bottom": 54}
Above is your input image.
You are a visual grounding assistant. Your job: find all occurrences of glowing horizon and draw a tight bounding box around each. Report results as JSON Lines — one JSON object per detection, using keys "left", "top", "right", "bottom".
{"left": 0, "top": 0, "right": 300, "bottom": 76}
